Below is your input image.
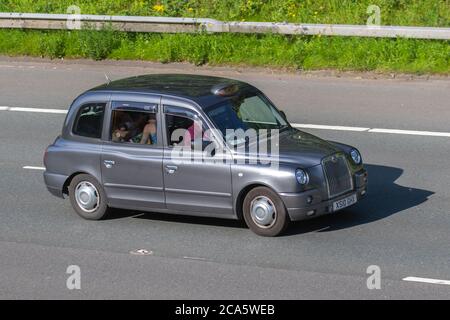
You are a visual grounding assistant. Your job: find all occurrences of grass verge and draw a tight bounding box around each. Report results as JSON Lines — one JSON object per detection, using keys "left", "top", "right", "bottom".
{"left": 0, "top": 29, "right": 448, "bottom": 74}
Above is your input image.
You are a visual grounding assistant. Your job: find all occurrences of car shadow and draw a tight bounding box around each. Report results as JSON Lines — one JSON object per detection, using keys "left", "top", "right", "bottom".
{"left": 106, "top": 164, "right": 433, "bottom": 235}
{"left": 284, "top": 164, "right": 434, "bottom": 236}
{"left": 130, "top": 211, "right": 246, "bottom": 229}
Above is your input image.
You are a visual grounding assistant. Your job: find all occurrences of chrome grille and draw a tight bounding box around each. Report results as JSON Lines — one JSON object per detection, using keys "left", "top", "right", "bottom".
{"left": 322, "top": 154, "right": 353, "bottom": 198}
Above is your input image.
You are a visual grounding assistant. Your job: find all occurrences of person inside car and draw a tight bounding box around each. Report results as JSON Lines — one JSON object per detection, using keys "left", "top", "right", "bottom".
{"left": 139, "top": 115, "right": 157, "bottom": 145}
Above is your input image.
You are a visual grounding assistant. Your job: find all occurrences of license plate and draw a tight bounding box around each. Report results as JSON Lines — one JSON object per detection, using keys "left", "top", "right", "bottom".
{"left": 332, "top": 194, "right": 357, "bottom": 212}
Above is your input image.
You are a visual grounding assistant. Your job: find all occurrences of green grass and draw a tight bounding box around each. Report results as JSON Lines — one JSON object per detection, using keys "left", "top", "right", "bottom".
{"left": 0, "top": 29, "right": 448, "bottom": 74}
{"left": 0, "top": 1, "right": 448, "bottom": 74}
{"left": 0, "top": 0, "right": 449, "bottom": 27}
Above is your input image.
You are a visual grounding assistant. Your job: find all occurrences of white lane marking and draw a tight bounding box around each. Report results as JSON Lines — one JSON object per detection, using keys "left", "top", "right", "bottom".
{"left": 23, "top": 166, "right": 45, "bottom": 171}
{"left": 369, "top": 128, "right": 450, "bottom": 137}
{"left": 293, "top": 123, "right": 369, "bottom": 132}
{"left": 8, "top": 107, "right": 67, "bottom": 114}
{"left": 293, "top": 123, "right": 450, "bottom": 137}
{"left": 183, "top": 256, "right": 207, "bottom": 261}
{"left": 1, "top": 107, "right": 450, "bottom": 138}
{"left": 403, "top": 276, "right": 450, "bottom": 286}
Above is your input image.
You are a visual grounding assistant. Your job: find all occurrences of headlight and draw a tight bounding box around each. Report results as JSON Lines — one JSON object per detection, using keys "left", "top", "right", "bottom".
{"left": 350, "top": 149, "right": 362, "bottom": 164}
{"left": 295, "top": 169, "right": 309, "bottom": 185}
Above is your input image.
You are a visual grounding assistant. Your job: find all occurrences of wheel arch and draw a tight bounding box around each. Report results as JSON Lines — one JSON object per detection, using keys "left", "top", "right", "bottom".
{"left": 63, "top": 171, "right": 92, "bottom": 195}
{"left": 234, "top": 182, "right": 278, "bottom": 220}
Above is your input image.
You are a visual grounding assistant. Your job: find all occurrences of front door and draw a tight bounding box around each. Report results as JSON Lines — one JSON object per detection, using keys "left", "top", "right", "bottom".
{"left": 101, "top": 95, "right": 165, "bottom": 210}
{"left": 162, "top": 101, "right": 234, "bottom": 217}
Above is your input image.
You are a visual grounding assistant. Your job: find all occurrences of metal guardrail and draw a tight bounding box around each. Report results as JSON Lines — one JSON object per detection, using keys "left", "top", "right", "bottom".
{"left": 0, "top": 12, "right": 449, "bottom": 40}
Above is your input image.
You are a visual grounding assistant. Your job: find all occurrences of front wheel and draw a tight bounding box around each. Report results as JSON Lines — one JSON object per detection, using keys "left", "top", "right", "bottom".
{"left": 68, "top": 174, "right": 109, "bottom": 220}
{"left": 242, "top": 187, "right": 290, "bottom": 237}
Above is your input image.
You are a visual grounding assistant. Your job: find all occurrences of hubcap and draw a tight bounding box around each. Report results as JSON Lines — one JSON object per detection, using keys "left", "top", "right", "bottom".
{"left": 74, "top": 181, "right": 99, "bottom": 213}
{"left": 250, "top": 196, "right": 277, "bottom": 228}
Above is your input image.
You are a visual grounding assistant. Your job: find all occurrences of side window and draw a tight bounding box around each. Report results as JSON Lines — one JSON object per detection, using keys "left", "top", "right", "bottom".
{"left": 73, "top": 103, "right": 105, "bottom": 139}
{"left": 164, "top": 106, "right": 208, "bottom": 147}
{"left": 110, "top": 102, "right": 158, "bottom": 146}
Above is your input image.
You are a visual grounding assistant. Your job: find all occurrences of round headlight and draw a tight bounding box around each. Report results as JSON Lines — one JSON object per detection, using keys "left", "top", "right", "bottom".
{"left": 350, "top": 149, "right": 362, "bottom": 164}
{"left": 295, "top": 169, "right": 309, "bottom": 185}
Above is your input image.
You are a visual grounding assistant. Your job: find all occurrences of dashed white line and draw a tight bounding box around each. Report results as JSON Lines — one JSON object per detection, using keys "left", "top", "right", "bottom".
{"left": 403, "top": 276, "right": 450, "bottom": 286}
{"left": 23, "top": 166, "right": 45, "bottom": 171}
{"left": 183, "top": 256, "right": 207, "bottom": 261}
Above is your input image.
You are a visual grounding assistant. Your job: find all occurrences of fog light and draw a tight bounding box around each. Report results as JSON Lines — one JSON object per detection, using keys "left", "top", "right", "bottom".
{"left": 306, "top": 210, "right": 315, "bottom": 216}
{"left": 361, "top": 190, "right": 366, "bottom": 196}
{"left": 307, "top": 196, "right": 313, "bottom": 204}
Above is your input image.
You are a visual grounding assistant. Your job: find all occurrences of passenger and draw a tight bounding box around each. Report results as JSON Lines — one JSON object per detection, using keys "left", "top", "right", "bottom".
{"left": 183, "top": 120, "right": 202, "bottom": 146}
{"left": 139, "top": 115, "right": 157, "bottom": 145}
{"left": 112, "top": 122, "right": 132, "bottom": 142}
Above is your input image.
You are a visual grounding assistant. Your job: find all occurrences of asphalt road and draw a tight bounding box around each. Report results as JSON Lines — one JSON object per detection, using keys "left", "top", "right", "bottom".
{"left": 0, "top": 58, "right": 449, "bottom": 299}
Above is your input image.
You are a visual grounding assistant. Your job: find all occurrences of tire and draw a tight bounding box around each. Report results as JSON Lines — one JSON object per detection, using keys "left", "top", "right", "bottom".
{"left": 242, "top": 186, "right": 290, "bottom": 237}
{"left": 68, "top": 174, "right": 109, "bottom": 220}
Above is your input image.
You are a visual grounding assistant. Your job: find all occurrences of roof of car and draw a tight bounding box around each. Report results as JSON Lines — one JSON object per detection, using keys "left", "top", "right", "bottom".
{"left": 89, "top": 74, "right": 255, "bottom": 108}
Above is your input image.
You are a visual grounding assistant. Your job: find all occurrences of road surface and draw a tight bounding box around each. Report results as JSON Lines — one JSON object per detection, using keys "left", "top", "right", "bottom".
{"left": 0, "top": 58, "right": 449, "bottom": 299}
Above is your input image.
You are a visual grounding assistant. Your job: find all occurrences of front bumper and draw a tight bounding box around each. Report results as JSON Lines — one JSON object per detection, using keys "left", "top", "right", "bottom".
{"left": 280, "top": 169, "right": 368, "bottom": 221}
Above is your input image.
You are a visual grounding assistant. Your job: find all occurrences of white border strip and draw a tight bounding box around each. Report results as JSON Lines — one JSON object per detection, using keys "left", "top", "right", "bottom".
{"left": 9, "top": 107, "right": 67, "bottom": 114}
{"left": 403, "top": 276, "right": 450, "bottom": 286}
{"left": 292, "top": 123, "right": 369, "bottom": 132}
{"left": 2, "top": 107, "right": 449, "bottom": 138}
{"left": 369, "top": 128, "right": 450, "bottom": 137}
{"left": 292, "top": 123, "right": 450, "bottom": 137}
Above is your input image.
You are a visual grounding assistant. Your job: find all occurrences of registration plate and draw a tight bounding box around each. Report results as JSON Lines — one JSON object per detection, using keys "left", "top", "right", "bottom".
{"left": 332, "top": 194, "right": 357, "bottom": 212}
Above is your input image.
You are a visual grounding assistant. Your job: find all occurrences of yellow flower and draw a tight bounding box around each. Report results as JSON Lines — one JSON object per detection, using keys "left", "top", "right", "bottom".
{"left": 153, "top": 4, "right": 165, "bottom": 13}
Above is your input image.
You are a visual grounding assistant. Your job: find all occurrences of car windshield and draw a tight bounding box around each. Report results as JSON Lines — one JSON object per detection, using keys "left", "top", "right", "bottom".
{"left": 205, "top": 93, "right": 289, "bottom": 145}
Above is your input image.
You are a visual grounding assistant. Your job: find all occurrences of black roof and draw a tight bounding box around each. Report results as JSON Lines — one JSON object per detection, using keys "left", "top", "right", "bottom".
{"left": 90, "top": 74, "right": 255, "bottom": 108}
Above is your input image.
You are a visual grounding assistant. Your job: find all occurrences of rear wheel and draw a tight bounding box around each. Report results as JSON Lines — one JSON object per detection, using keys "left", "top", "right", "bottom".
{"left": 242, "top": 187, "right": 290, "bottom": 237}
{"left": 68, "top": 174, "right": 109, "bottom": 220}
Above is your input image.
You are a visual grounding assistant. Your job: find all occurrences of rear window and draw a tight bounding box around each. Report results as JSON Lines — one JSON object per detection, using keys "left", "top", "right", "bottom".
{"left": 73, "top": 103, "right": 106, "bottom": 139}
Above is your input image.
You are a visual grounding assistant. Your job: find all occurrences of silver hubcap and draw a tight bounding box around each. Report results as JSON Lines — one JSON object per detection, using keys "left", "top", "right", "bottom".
{"left": 250, "top": 196, "right": 277, "bottom": 228}
{"left": 75, "top": 181, "right": 99, "bottom": 213}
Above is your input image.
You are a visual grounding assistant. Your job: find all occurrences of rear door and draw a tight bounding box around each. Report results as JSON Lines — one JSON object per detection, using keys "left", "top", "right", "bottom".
{"left": 101, "top": 94, "right": 165, "bottom": 210}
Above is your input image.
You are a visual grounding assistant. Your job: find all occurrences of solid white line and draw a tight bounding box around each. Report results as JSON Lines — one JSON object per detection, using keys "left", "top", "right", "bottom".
{"left": 0, "top": 106, "right": 10, "bottom": 111}
{"left": 292, "top": 123, "right": 370, "bottom": 132}
{"left": 369, "top": 128, "right": 450, "bottom": 137}
{"left": 23, "top": 166, "right": 45, "bottom": 171}
{"left": 403, "top": 276, "right": 450, "bottom": 286}
{"left": 8, "top": 107, "right": 67, "bottom": 114}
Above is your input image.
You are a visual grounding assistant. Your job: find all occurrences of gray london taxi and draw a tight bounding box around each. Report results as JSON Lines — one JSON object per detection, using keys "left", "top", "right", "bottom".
{"left": 44, "top": 74, "right": 368, "bottom": 236}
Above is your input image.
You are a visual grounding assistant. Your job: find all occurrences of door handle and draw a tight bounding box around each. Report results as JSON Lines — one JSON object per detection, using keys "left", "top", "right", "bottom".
{"left": 103, "top": 160, "right": 115, "bottom": 169}
{"left": 165, "top": 165, "right": 178, "bottom": 174}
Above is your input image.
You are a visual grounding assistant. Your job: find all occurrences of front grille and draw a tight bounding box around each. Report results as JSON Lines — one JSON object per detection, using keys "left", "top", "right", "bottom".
{"left": 322, "top": 154, "right": 353, "bottom": 198}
